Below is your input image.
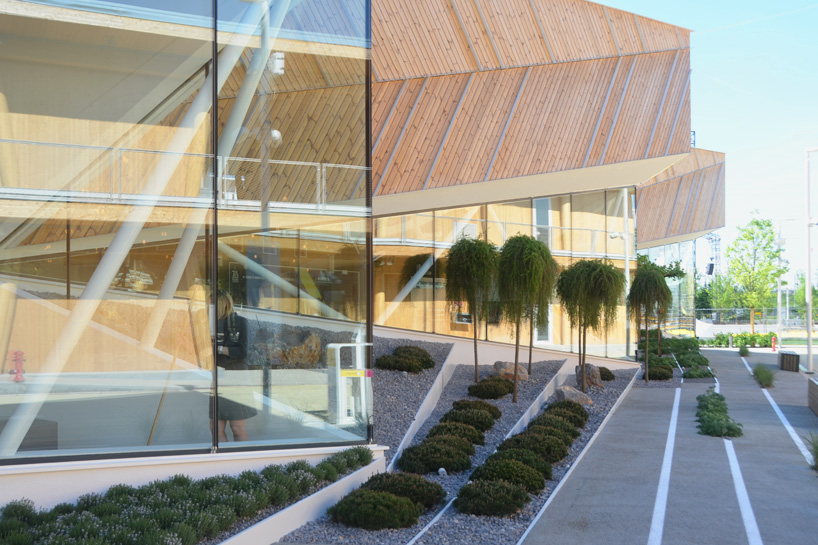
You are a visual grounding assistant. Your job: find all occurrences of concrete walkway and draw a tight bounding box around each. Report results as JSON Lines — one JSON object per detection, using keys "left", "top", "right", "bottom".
{"left": 522, "top": 348, "right": 818, "bottom": 545}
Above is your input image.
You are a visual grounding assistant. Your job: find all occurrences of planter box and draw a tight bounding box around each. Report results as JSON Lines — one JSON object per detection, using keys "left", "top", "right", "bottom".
{"left": 778, "top": 351, "right": 800, "bottom": 372}
{"left": 809, "top": 378, "right": 818, "bottom": 418}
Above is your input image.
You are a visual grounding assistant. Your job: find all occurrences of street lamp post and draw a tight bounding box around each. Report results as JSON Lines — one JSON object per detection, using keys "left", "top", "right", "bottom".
{"left": 776, "top": 219, "right": 794, "bottom": 349}
{"left": 806, "top": 148, "right": 818, "bottom": 374}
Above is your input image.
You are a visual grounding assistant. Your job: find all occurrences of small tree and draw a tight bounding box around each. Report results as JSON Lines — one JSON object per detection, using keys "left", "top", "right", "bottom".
{"left": 627, "top": 267, "right": 672, "bottom": 382}
{"left": 556, "top": 260, "right": 626, "bottom": 392}
{"left": 445, "top": 237, "right": 498, "bottom": 382}
{"left": 726, "top": 215, "right": 788, "bottom": 334}
{"left": 498, "top": 235, "right": 556, "bottom": 402}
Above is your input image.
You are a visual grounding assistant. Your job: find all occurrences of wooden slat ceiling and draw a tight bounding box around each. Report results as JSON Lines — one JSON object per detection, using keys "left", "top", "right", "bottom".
{"left": 373, "top": 49, "right": 691, "bottom": 197}
{"left": 635, "top": 148, "right": 726, "bottom": 246}
{"left": 373, "top": 0, "right": 690, "bottom": 81}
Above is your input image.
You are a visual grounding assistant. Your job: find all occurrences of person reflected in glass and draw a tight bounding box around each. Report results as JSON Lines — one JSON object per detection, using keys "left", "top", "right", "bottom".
{"left": 210, "top": 289, "right": 256, "bottom": 441}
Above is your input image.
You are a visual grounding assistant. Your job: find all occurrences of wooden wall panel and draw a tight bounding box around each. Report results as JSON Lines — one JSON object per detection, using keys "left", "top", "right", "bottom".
{"left": 372, "top": 80, "right": 404, "bottom": 148}
{"left": 604, "top": 51, "right": 677, "bottom": 165}
{"left": 373, "top": 0, "right": 476, "bottom": 81}
{"left": 636, "top": 149, "right": 726, "bottom": 245}
{"left": 585, "top": 55, "right": 635, "bottom": 167}
{"left": 533, "top": 0, "right": 616, "bottom": 62}
{"left": 378, "top": 75, "right": 471, "bottom": 195}
{"left": 450, "top": 0, "right": 502, "bottom": 70}
{"left": 607, "top": 10, "right": 643, "bottom": 55}
{"left": 372, "top": 78, "right": 426, "bottom": 184}
{"left": 666, "top": 90, "right": 691, "bottom": 156}
{"left": 647, "top": 49, "right": 689, "bottom": 159}
{"left": 636, "top": 15, "right": 682, "bottom": 51}
{"left": 429, "top": 68, "right": 526, "bottom": 188}
{"left": 477, "top": 0, "right": 551, "bottom": 67}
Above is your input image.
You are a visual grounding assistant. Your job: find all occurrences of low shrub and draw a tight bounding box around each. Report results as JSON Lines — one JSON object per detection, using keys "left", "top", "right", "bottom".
{"left": 375, "top": 346, "right": 435, "bottom": 374}
{"left": 361, "top": 472, "right": 446, "bottom": 509}
{"left": 752, "top": 364, "right": 775, "bottom": 388}
{"left": 738, "top": 346, "right": 750, "bottom": 357}
{"left": 805, "top": 432, "right": 818, "bottom": 471}
{"left": 648, "top": 356, "right": 676, "bottom": 368}
{"left": 683, "top": 366, "right": 714, "bottom": 379}
{"left": 454, "top": 480, "right": 530, "bottom": 517}
{"left": 664, "top": 337, "right": 700, "bottom": 355}
{"left": 677, "top": 353, "right": 709, "bottom": 368}
{"left": 645, "top": 365, "right": 673, "bottom": 381}
{"left": 426, "top": 422, "right": 485, "bottom": 445}
{"left": 468, "top": 377, "right": 514, "bottom": 399}
{"left": 470, "top": 459, "right": 545, "bottom": 493}
{"left": 530, "top": 413, "right": 581, "bottom": 438}
{"left": 696, "top": 388, "right": 743, "bottom": 437}
{"left": 546, "top": 400, "right": 589, "bottom": 423}
{"left": 396, "top": 442, "right": 472, "bottom": 474}
{"left": 328, "top": 489, "right": 421, "bottom": 530}
{"left": 526, "top": 425, "right": 574, "bottom": 447}
{"left": 452, "top": 399, "right": 502, "bottom": 420}
{"left": 424, "top": 434, "right": 475, "bottom": 456}
{"left": 544, "top": 408, "right": 585, "bottom": 429}
{"left": 440, "top": 409, "right": 495, "bottom": 432}
{"left": 486, "top": 449, "right": 552, "bottom": 480}
{"left": 599, "top": 366, "right": 615, "bottom": 381}
{"left": 498, "top": 433, "right": 568, "bottom": 464}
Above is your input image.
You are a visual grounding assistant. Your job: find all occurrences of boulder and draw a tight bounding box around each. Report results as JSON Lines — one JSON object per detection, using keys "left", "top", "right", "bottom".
{"left": 555, "top": 385, "right": 593, "bottom": 406}
{"left": 575, "top": 363, "right": 604, "bottom": 389}
{"left": 284, "top": 332, "right": 322, "bottom": 367}
{"left": 494, "top": 361, "right": 529, "bottom": 381}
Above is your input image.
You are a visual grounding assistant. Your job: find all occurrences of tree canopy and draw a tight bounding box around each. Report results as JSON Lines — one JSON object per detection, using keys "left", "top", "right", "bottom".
{"left": 725, "top": 215, "right": 788, "bottom": 333}
{"left": 627, "top": 266, "right": 672, "bottom": 381}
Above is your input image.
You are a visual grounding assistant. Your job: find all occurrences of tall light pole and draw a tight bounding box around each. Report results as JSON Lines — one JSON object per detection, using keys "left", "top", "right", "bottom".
{"left": 806, "top": 148, "right": 818, "bottom": 374}
{"left": 776, "top": 218, "right": 794, "bottom": 347}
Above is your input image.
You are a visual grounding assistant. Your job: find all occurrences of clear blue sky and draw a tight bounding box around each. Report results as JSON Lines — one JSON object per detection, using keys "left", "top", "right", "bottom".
{"left": 602, "top": 1, "right": 818, "bottom": 288}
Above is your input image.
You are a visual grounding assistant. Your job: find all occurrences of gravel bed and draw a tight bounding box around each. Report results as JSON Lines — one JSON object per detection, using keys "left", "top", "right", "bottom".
{"left": 373, "top": 337, "right": 454, "bottom": 464}
{"left": 278, "top": 359, "right": 567, "bottom": 545}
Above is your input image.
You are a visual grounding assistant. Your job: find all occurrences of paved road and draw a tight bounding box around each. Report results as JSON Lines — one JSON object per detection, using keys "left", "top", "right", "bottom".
{"left": 523, "top": 348, "right": 818, "bottom": 545}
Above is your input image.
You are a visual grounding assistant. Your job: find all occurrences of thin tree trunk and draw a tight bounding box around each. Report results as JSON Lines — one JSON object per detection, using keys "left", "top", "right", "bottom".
{"left": 528, "top": 314, "right": 534, "bottom": 374}
{"left": 750, "top": 306, "right": 755, "bottom": 335}
{"left": 473, "top": 318, "right": 479, "bottom": 383}
{"left": 657, "top": 318, "right": 662, "bottom": 356}
{"left": 513, "top": 321, "right": 520, "bottom": 403}
{"left": 580, "top": 317, "right": 586, "bottom": 393}
{"left": 644, "top": 310, "right": 650, "bottom": 382}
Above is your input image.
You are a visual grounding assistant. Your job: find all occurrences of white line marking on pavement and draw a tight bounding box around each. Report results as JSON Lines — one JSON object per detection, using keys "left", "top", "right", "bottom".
{"left": 741, "top": 356, "right": 753, "bottom": 374}
{"left": 711, "top": 368, "right": 719, "bottom": 393}
{"left": 647, "top": 388, "right": 681, "bottom": 545}
{"left": 724, "top": 439, "right": 764, "bottom": 545}
{"left": 760, "top": 388, "right": 815, "bottom": 466}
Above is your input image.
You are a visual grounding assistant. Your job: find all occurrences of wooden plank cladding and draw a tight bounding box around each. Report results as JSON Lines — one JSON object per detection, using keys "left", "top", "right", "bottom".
{"left": 372, "top": 0, "right": 690, "bottom": 81}
{"left": 373, "top": 49, "right": 691, "bottom": 197}
{"left": 636, "top": 149, "right": 726, "bottom": 245}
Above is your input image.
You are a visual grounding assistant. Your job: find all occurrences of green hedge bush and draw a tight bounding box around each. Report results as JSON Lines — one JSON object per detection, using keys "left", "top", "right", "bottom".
{"left": 452, "top": 399, "right": 502, "bottom": 420}
{"left": 454, "top": 480, "right": 530, "bottom": 517}
{"left": 546, "top": 400, "right": 589, "bottom": 422}
{"left": 544, "top": 408, "right": 585, "bottom": 429}
{"left": 467, "top": 377, "right": 514, "bottom": 399}
{"left": 599, "top": 366, "right": 615, "bottom": 381}
{"left": 375, "top": 346, "right": 435, "bottom": 373}
{"left": 328, "top": 489, "right": 421, "bottom": 530}
{"left": 396, "top": 442, "right": 472, "bottom": 474}
{"left": 530, "top": 413, "right": 581, "bottom": 438}
{"left": 738, "top": 346, "right": 750, "bottom": 357}
{"left": 426, "top": 422, "right": 485, "bottom": 445}
{"left": 440, "top": 408, "right": 495, "bottom": 432}
{"left": 470, "top": 459, "right": 545, "bottom": 493}
{"left": 526, "top": 425, "right": 574, "bottom": 447}
{"left": 696, "top": 389, "right": 743, "bottom": 437}
{"left": 361, "top": 473, "right": 446, "bottom": 509}
{"left": 423, "top": 434, "right": 475, "bottom": 456}
{"left": 486, "top": 449, "right": 552, "bottom": 480}
{"left": 498, "top": 433, "right": 568, "bottom": 464}
{"left": 677, "top": 353, "right": 709, "bottom": 368}
{"left": 683, "top": 366, "right": 714, "bottom": 379}
{"left": 645, "top": 365, "right": 673, "bottom": 381}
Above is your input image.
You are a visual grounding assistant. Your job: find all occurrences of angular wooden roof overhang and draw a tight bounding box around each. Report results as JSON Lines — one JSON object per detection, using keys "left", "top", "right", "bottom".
{"left": 635, "top": 148, "right": 726, "bottom": 249}
{"left": 371, "top": 0, "right": 693, "bottom": 217}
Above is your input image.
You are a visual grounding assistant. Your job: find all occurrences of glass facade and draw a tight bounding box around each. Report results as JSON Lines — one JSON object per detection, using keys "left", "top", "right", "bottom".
{"left": 373, "top": 189, "right": 637, "bottom": 360}
{"left": 0, "top": 0, "right": 371, "bottom": 462}
{"left": 641, "top": 240, "right": 697, "bottom": 337}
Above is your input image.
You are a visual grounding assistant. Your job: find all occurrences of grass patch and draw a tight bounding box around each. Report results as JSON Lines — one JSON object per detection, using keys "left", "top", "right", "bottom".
{"left": 805, "top": 432, "right": 818, "bottom": 470}
{"left": 696, "top": 388, "right": 743, "bottom": 437}
{"left": 738, "top": 346, "right": 750, "bottom": 357}
{"left": 752, "top": 364, "right": 775, "bottom": 388}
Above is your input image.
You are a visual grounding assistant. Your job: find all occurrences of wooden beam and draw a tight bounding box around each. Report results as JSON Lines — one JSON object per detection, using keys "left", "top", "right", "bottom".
{"left": 599, "top": 56, "right": 637, "bottom": 166}
{"left": 473, "top": 0, "right": 504, "bottom": 68}
{"left": 664, "top": 69, "right": 691, "bottom": 156}
{"left": 645, "top": 50, "right": 679, "bottom": 159}
{"left": 484, "top": 67, "right": 530, "bottom": 181}
{"left": 584, "top": 57, "right": 622, "bottom": 168}
{"left": 423, "top": 74, "right": 474, "bottom": 189}
{"left": 450, "top": 0, "right": 482, "bottom": 71}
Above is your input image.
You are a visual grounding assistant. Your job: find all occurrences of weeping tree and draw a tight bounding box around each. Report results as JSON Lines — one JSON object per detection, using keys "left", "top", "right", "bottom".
{"left": 445, "top": 236, "right": 498, "bottom": 382}
{"left": 556, "top": 260, "right": 626, "bottom": 392}
{"left": 528, "top": 250, "right": 558, "bottom": 374}
{"left": 498, "top": 235, "right": 557, "bottom": 402}
{"left": 627, "top": 267, "right": 672, "bottom": 382}
{"left": 635, "top": 255, "right": 685, "bottom": 355}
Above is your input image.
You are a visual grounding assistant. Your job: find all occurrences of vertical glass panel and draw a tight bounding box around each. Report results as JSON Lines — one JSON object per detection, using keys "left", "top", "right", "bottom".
{"left": 434, "top": 207, "right": 484, "bottom": 339}
{"left": 486, "top": 200, "right": 531, "bottom": 246}
{"left": 572, "top": 191, "right": 606, "bottom": 256}
{"left": 373, "top": 214, "right": 435, "bottom": 332}
{"left": 550, "top": 195, "right": 572, "bottom": 253}
{"left": 0, "top": 1, "right": 215, "bottom": 460}
{"left": 214, "top": 0, "right": 370, "bottom": 448}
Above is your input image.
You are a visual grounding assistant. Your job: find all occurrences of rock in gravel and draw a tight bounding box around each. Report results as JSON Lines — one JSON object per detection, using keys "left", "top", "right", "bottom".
{"left": 555, "top": 385, "right": 593, "bottom": 405}
{"left": 575, "top": 363, "right": 603, "bottom": 389}
{"left": 494, "top": 361, "right": 529, "bottom": 381}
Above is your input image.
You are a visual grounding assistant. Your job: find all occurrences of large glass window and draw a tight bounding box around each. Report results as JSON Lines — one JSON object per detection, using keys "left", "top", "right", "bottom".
{"left": 0, "top": 0, "right": 370, "bottom": 463}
